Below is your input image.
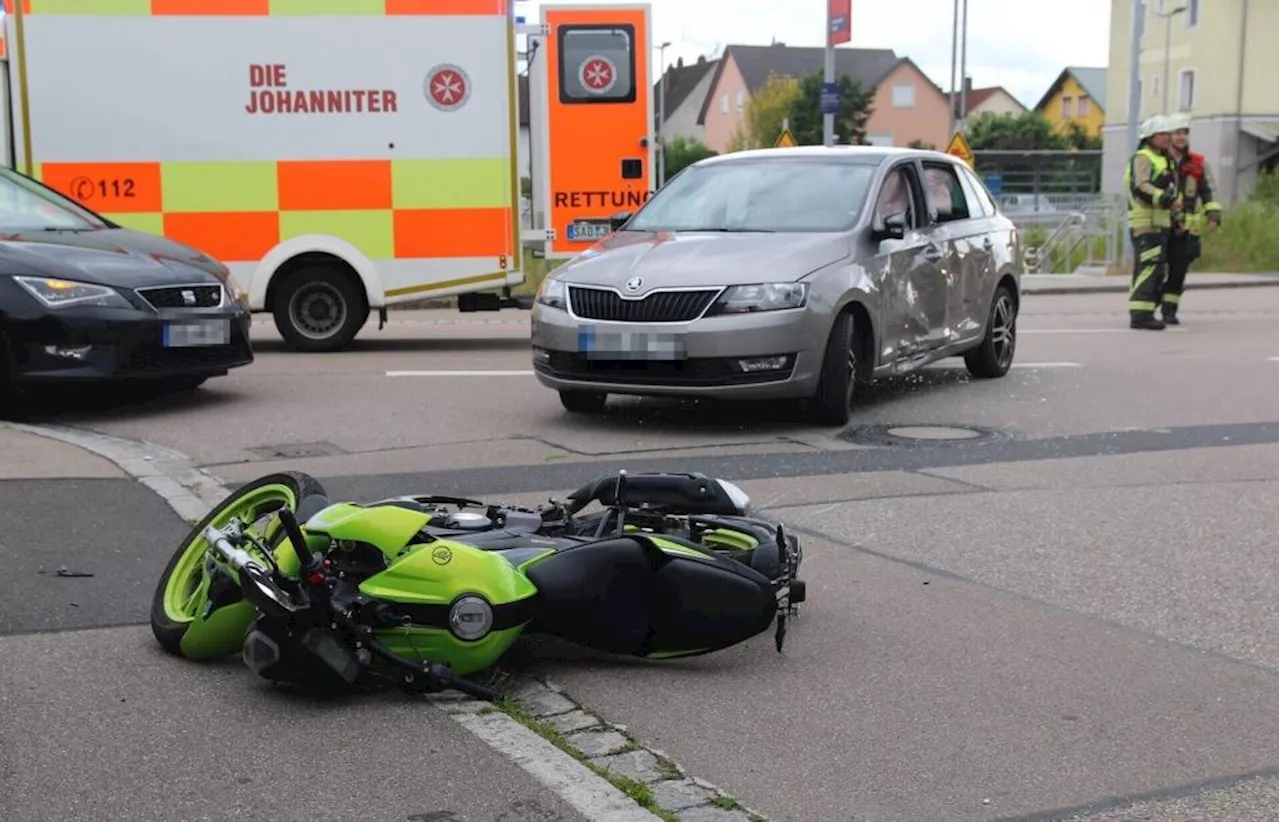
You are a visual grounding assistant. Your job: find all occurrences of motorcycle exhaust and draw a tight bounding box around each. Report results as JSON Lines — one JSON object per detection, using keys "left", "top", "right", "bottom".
{"left": 242, "top": 629, "right": 281, "bottom": 676}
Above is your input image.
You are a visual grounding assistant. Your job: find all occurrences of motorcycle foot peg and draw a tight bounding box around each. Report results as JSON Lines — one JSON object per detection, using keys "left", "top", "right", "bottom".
{"left": 789, "top": 580, "right": 806, "bottom": 604}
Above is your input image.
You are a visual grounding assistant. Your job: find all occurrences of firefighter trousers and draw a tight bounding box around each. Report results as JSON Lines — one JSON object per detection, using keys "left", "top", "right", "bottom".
{"left": 1164, "top": 231, "right": 1202, "bottom": 312}
{"left": 1128, "top": 229, "right": 1168, "bottom": 316}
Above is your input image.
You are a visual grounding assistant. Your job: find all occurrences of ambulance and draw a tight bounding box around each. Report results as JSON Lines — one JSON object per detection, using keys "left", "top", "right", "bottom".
{"left": 0, "top": 0, "right": 654, "bottom": 352}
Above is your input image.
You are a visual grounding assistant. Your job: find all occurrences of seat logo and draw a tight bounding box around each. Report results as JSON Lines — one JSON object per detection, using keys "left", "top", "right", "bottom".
{"left": 181, "top": 289, "right": 197, "bottom": 305}
{"left": 624, "top": 277, "right": 644, "bottom": 293}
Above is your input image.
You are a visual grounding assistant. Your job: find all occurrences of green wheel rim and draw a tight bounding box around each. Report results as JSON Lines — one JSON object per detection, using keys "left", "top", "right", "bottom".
{"left": 161, "top": 484, "right": 298, "bottom": 623}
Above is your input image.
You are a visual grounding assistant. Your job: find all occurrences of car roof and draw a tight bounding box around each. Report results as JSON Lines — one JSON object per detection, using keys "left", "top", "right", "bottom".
{"left": 693, "top": 144, "right": 950, "bottom": 167}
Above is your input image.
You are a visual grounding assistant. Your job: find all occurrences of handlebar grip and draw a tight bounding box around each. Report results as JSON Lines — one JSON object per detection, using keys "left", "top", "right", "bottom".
{"left": 278, "top": 508, "right": 316, "bottom": 569}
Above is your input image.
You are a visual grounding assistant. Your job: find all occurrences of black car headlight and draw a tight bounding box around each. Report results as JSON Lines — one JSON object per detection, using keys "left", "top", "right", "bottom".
{"left": 14, "top": 276, "right": 133, "bottom": 310}
{"left": 448, "top": 595, "right": 494, "bottom": 642}
{"left": 535, "top": 277, "right": 567, "bottom": 310}
{"left": 707, "top": 283, "right": 808, "bottom": 316}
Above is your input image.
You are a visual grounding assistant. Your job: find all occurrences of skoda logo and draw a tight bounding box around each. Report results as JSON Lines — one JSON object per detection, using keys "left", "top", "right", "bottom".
{"left": 624, "top": 277, "right": 644, "bottom": 293}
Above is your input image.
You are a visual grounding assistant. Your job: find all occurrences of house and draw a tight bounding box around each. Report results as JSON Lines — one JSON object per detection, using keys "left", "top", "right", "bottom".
{"left": 1033, "top": 66, "right": 1108, "bottom": 137}
{"left": 1100, "top": 0, "right": 1278, "bottom": 205}
{"left": 655, "top": 55, "right": 719, "bottom": 145}
{"left": 958, "top": 79, "right": 1028, "bottom": 119}
{"left": 693, "top": 43, "right": 951, "bottom": 153}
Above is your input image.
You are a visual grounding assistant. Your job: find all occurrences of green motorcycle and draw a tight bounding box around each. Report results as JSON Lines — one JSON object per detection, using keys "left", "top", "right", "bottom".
{"left": 150, "top": 469, "right": 806, "bottom": 700}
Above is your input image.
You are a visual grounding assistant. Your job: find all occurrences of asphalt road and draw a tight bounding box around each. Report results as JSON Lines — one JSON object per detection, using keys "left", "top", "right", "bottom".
{"left": 2, "top": 286, "right": 1277, "bottom": 821}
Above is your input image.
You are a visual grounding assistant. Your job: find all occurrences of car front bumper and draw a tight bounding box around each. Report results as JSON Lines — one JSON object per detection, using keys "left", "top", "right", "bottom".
{"left": 2, "top": 299, "right": 253, "bottom": 385}
{"left": 530, "top": 300, "right": 828, "bottom": 401}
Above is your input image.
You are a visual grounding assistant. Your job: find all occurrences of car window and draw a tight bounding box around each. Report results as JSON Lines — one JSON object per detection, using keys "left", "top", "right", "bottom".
{"left": 0, "top": 167, "right": 108, "bottom": 231}
{"left": 626, "top": 158, "right": 877, "bottom": 233}
{"left": 872, "top": 165, "right": 919, "bottom": 229}
{"left": 956, "top": 165, "right": 997, "bottom": 218}
{"left": 921, "top": 162, "right": 971, "bottom": 224}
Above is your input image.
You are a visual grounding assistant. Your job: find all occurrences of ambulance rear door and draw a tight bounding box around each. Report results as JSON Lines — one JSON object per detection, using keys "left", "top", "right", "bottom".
{"left": 529, "top": 3, "right": 653, "bottom": 260}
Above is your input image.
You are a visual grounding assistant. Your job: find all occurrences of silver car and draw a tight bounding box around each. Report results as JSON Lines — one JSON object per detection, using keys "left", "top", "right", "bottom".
{"left": 530, "top": 145, "right": 1022, "bottom": 425}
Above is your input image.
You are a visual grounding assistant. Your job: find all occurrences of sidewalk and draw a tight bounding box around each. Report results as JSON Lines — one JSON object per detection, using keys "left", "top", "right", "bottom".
{"left": 0, "top": 423, "right": 651, "bottom": 822}
{"left": 1023, "top": 271, "right": 1278, "bottom": 295}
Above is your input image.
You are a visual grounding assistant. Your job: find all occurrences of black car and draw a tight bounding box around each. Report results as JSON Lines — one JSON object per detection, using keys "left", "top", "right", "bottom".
{"left": 0, "top": 166, "right": 253, "bottom": 405}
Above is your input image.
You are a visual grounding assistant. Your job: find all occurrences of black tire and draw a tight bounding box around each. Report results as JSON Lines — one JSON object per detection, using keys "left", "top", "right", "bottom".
{"left": 272, "top": 264, "right": 368, "bottom": 353}
{"left": 560, "top": 389, "right": 607, "bottom": 414}
{"left": 964, "top": 283, "right": 1017, "bottom": 379}
{"left": 0, "top": 336, "right": 30, "bottom": 421}
{"left": 808, "top": 310, "right": 857, "bottom": 426}
{"left": 150, "top": 471, "right": 327, "bottom": 658}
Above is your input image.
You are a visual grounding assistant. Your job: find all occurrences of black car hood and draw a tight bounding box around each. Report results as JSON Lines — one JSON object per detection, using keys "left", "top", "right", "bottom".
{"left": 0, "top": 227, "right": 229, "bottom": 288}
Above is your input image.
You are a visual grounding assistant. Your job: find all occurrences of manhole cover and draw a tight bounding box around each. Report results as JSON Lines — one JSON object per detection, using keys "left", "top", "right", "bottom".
{"left": 838, "top": 424, "right": 1008, "bottom": 447}
{"left": 885, "top": 426, "right": 983, "bottom": 441}
{"left": 247, "top": 442, "right": 347, "bottom": 459}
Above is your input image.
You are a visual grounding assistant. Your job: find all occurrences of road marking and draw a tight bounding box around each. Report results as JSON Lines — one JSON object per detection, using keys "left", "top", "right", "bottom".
{"left": 1269, "top": 356, "right": 1278, "bottom": 362}
{"left": 1022, "top": 327, "right": 1188, "bottom": 334}
{"left": 1011, "top": 361, "right": 1082, "bottom": 368}
{"left": 386, "top": 369, "right": 536, "bottom": 377}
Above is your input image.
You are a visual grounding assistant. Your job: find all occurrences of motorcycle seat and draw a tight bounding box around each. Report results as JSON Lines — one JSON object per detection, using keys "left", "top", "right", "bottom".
{"left": 567, "top": 472, "right": 745, "bottom": 517}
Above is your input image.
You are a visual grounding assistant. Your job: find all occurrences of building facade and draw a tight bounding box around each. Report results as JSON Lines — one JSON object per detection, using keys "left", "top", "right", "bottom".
{"left": 1101, "top": 0, "right": 1278, "bottom": 204}
{"left": 1034, "top": 67, "right": 1108, "bottom": 137}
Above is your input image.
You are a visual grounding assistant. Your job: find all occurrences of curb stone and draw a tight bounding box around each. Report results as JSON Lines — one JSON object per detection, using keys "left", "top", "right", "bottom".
{"left": 501, "top": 674, "right": 771, "bottom": 822}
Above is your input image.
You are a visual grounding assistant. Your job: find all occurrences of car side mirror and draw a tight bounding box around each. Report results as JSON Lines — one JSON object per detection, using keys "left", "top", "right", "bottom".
{"left": 872, "top": 211, "right": 907, "bottom": 242}
{"left": 609, "top": 211, "right": 633, "bottom": 232}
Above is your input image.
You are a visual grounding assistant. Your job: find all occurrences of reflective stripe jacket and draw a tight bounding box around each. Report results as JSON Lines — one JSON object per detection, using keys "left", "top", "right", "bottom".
{"left": 1174, "top": 150, "right": 1222, "bottom": 235}
{"left": 1124, "top": 145, "right": 1176, "bottom": 232}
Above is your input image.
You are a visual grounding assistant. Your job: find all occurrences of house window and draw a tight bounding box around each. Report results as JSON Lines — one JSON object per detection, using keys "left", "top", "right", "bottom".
{"left": 865, "top": 133, "right": 894, "bottom": 146}
{"left": 1178, "top": 68, "right": 1196, "bottom": 111}
{"left": 720, "top": 93, "right": 728, "bottom": 114}
{"left": 891, "top": 84, "right": 915, "bottom": 108}
{"left": 1061, "top": 96, "right": 1072, "bottom": 118}
{"left": 1077, "top": 96, "right": 1089, "bottom": 116}
{"left": 735, "top": 90, "right": 744, "bottom": 114}
{"left": 1185, "top": 0, "right": 1199, "bottom": 27}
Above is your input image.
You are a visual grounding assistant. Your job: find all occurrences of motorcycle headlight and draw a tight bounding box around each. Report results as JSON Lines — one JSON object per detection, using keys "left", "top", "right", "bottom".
{"left": 14, "top": 276, "right": 133, "bottom": 310}
{"left": 535, "top": 277, "right": 567, "bottom": 310}
{"left": 448, "top": 595, "right": 493, "bottom": 642}
{"left": 707, "top": 283, "right": 808, "bottom": 316}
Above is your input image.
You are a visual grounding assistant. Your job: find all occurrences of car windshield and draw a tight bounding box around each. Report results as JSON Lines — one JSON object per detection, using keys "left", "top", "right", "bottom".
{"left": 626, "top": 157, "right": 877, "bottom": 233}
{"left": 0, "top": 167, "right": 109, "bottom": 232}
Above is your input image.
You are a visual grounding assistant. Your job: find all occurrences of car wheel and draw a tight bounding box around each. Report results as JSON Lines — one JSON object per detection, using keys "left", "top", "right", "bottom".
{"left": 964, "top": 284, "right": 1017, "bottom": 379}
{"left": 0, "top": 338, "right": 30, "bottom": 421}
{"left": 808, "top": 310, "right": 857, "bottom": 426}
{"left": 559, "top": 390, "right": 607, "bottom": 414}
{"left": 272, "top": 265, "right": 368, "bottom": 353}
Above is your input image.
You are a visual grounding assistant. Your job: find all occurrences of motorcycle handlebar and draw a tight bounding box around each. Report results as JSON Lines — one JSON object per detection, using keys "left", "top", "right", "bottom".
{"left": 277, "top": 508, "right": 316, "bottom": 569}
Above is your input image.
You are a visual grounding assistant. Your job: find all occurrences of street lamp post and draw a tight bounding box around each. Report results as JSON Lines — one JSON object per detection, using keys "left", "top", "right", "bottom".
{"left": 1155, "top": 3, "right": 1186, "bottom": 113}
{"left": 656, "top": 40, "right": 671, "bottom": 187}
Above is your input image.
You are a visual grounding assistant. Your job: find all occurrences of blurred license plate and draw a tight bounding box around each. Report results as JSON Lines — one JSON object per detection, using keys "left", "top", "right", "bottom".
{"left": 566, "top": 219, "right": 611, "bottom": 242}
{"left": 164, "top": 319, "right": 230, "bottom": 347}
{"left": 577, "top": 326, "right": 686, "bottom": 360}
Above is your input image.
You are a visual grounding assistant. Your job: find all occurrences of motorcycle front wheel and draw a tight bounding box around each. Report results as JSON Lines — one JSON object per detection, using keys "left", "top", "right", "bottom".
{"left": 149, "top": 471, "right": 326, "bottom": 660}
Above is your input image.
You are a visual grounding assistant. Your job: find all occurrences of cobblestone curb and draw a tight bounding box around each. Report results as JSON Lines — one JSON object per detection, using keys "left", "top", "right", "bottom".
{"left": 431, "top": 675, "right": 772, "bottom": 822}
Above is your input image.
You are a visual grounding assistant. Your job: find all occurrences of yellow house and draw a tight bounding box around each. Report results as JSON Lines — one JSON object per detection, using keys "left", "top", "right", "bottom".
{"left": 1033, "top": 67, "right": 1107, "bottom": 137}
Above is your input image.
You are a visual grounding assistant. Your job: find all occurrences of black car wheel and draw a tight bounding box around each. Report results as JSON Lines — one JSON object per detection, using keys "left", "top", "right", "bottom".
{"left": 808, "top": 310, "right": 857, "bottom": 426}
{"left": 0, "top": 337, "right": 29, "bottom": 421}
{"left": 560, "top": 390, "right": 607, "bottom": 414}
{"left": 272, "top": 265, "right": 367, "bottom": 353}
{"left": 965, "top": 284, "right": 1017, "bottom": 379}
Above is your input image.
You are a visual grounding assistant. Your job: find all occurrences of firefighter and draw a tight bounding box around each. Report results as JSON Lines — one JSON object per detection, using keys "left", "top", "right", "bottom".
{"left": 1163, "top": 111, "right": 1222, "bottom": 324}
{"left": 1123, "top": 114, "right": 1179, "bottom": 330}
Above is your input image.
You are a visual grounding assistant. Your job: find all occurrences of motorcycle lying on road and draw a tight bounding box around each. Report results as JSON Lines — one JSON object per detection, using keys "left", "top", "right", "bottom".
{"left": 150, "top": 469, "right": 807, "bottom": 701}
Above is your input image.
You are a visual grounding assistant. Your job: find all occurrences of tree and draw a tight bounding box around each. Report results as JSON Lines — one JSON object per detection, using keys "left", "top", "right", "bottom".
{"left": 728, "top": 72, "right": 800, "bottom": 150}
{"left": 663, "top": 135, "right": 717, "bottom": 180}
{"left": 964, "top": 110, "right": 1069, "bottom": 151}
{"left": 787, "top": 71, "right": 875, "bottom": 146}
{"left": 963, "top": 111, "right": 1099, "bottom": 194}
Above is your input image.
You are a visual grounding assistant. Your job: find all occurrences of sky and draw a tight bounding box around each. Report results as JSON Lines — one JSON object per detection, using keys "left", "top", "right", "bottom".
{"left": 516, "top": 0, "right": 1114, "bottom": 110}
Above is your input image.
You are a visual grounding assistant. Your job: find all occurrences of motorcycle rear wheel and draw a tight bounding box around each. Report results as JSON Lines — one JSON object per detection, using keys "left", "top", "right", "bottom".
{"left": 149, "top": 471, "right": 326, "bottom": 659}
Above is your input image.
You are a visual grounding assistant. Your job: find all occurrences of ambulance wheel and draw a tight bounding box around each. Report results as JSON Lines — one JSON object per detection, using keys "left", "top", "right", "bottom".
{"left": 273, "top": 265, "right": 368, "bottom": 353}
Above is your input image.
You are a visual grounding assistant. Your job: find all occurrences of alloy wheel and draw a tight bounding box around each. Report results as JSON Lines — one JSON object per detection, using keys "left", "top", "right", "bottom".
{"left": 289, "top": 283, "right": 347, "bottom": 340}
{"left": 991, "top": 294, "right": 1016, "bottom": 369}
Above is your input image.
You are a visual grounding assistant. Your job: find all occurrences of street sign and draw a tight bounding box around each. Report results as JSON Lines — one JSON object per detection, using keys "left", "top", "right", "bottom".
{"left": 827, "top": 0, "right": 851, "bottom": 45}
{"left": 774, "top": 128, "right": 797, "bottom": 148}
{"left": 820, "top": 82, "right": 840, "bottom": 115}
{"left": 983, "top": 172, "right": 1002, "bottom": 196}
{"left": 945, "top": 129, "right": 975, "bottom": 168}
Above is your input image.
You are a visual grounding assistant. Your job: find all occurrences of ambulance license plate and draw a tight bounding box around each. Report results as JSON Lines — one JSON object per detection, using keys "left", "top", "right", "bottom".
{"left": 163, "top": 319, "right": 230, "bottom": 347}
{"left": 566, "top": 219, "right": 612, "bottom": 242}
{"left": 577, "top": 326, "right": 686, "bottom": 361}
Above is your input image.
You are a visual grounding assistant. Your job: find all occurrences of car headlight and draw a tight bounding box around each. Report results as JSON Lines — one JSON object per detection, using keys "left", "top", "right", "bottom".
{"left": 448, "top": 595, "right": 493, "bottom": 642}
{"left": 14, "top": 276, "right": 133, "bottom": 310}
{"left": 535, "top": 277, "right": 567, "bottom": 310}
{"left": 708, "top": 283, "right": 808, "bottom": 315}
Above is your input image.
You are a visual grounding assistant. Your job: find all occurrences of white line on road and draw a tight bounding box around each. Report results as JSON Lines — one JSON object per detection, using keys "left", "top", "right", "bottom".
{"left": 1022, "top": 327, "right": 1188, "bottom": 334}
{"left": 385, "top": 369, "right": 536, "bottom": 377}
{"left": 1011, "top": 362, "right": 1082, "bottom": 368}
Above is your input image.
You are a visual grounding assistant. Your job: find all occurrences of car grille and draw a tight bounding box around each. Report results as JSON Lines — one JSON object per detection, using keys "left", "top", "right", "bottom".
{"left": 136, "top": 284, "right": 225, "bottom": 310}
{"left": 537, "top": 353, "right": 791, "bottom": 387}
{"left": 569, "top": 286, "right": 719, "bottom": 323}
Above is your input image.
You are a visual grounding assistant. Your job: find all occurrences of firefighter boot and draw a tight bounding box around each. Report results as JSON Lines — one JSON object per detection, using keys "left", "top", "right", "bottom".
{"left": 1161, "top": 303, "right": 1180, "bottom": 325}
{"left": 1130, "top": 311, "right": 1166, "bottom": 330}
